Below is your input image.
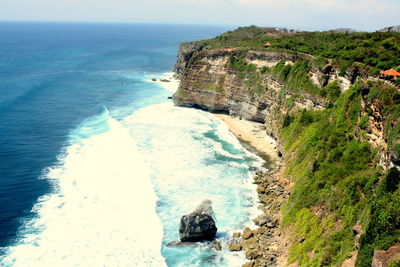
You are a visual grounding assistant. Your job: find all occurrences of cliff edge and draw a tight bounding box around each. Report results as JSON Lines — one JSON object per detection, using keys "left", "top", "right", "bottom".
{"left": 173, "top": 26, "right": 400, "bottom": 267}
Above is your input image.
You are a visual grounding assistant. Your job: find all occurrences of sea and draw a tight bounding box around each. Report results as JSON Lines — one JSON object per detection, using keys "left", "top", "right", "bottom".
{"left": 0, "top": 22, "right": 265, "bottom": 266}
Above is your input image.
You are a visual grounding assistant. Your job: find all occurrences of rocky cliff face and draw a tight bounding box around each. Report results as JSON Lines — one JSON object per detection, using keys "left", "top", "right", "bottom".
{"left": 173, "top": 45, "right": 347, "bottom": 138}
{"left": 172, "top": 45, "right": 399, "bottom": 168}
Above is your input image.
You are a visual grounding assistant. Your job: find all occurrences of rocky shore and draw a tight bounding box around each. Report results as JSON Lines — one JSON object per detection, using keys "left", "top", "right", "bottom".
{"left": 213, "top": 114, "right": 291, "bottom": 266}
{"left": 172, "top": 28, "right": 400, "bottom": 266}
{"left": 234, "top": 157, "right": 290, "bottom": 266}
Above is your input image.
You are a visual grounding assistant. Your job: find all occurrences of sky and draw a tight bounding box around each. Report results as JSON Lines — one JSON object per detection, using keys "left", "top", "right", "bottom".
{"left": 0, "top": 0, "right": 399, "bottom": 31}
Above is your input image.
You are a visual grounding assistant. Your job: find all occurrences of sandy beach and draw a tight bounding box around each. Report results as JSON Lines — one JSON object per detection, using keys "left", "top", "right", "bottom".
{"left": 214, "top": 114, "right": 279, "bottom": 165}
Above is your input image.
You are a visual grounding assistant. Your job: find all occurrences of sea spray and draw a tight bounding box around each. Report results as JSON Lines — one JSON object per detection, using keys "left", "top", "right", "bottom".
{"left": 124, "top": 102, "right": 264, "bottom": 266}
{"left": 1, "top": 75, "right": 265, "bottom": 267}
{"left": 1, "top": 111, "right": 166, "bottom": 267}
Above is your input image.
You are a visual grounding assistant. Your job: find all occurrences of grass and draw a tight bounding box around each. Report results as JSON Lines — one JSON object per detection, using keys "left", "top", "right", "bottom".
{"left": 196, "top": 26, "right": 400, "bottom": 76}
{"left": 279, "top": 82, "right": 400, "bottom": 266}
{"left": 179, "top": 26, "right": 400, "bottom": 266}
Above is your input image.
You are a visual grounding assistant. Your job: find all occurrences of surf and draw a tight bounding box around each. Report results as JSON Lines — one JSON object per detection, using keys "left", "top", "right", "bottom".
{"left": 1, "top": 108, "right": 166, "bottom": 267}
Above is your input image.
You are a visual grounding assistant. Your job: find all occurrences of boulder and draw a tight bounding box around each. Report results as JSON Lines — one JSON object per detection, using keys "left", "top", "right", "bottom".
{"left": 245, "top": 249, "right": 261, "bottom": 260}
{"left": 179, "top": 200, "right": 217, "bottom": 242}
{"left": 253, "top": 214, "right": 272, "bottom": 227}
{"left": 372, "top": 243, "right": 400, "bottom": 267}
{"left": 242, "top": 227, "right": 254, "bottom": 239}
{"left": 242, "top": 261, "right": 255, "bottom": 267}
{"left": 214, "top": 241, "right": 222, "bottom": 251}
{"left": 242, "top": 238, "right": 258, "bottom": 250}
{"left": 233, "top": 232, "right": 241, "bottom": 238}
{"left": 229, "top": 243, "right": 242, "bottom": 251}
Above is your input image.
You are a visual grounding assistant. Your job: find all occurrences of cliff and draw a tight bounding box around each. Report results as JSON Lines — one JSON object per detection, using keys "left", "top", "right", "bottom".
{"left": 172, "top": 27, "right": 400, "bottom": 267}
{"left": 174, "top": 44, "right": 328, "bottom": 138}
{"left": 173, "top": 43, "right": 394, "bottom": 165}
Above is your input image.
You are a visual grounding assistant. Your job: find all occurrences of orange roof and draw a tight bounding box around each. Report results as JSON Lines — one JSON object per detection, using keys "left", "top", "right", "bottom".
{"left": 380, "top": 69, "right": 400, "bottom": 76}
{"left": 265, "top": 42, "right": 271, "bottom": 46}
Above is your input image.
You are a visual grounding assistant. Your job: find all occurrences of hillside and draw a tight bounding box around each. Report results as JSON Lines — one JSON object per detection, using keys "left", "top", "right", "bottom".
{"left": 173, "top": 26, "right": 400, "bottom": 267}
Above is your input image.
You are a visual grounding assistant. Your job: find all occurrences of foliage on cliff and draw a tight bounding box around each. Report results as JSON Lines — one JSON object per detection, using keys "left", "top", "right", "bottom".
{"left": 279, "top": 81, "right": 400, "bottom": 266}
{"left": 176, "top": 27, "right": 400, "bottom": 266}
{"left": 199, "top": 26, "right": 400, "bottom": 76}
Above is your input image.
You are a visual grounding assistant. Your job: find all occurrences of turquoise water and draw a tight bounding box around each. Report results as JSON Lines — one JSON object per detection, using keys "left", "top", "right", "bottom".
{"left": 0, "top": 22, "right": 263, "bottom": 266}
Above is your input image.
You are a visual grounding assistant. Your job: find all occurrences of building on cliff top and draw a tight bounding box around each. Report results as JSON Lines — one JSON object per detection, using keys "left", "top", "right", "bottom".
{"left": 380, "top": 69, "right": 400, "bottom": 80}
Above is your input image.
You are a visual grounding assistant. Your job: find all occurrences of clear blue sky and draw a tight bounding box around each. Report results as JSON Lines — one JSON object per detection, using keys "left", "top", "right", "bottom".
{"left": 1, "top": 0, "right": 399, "bottom": 31}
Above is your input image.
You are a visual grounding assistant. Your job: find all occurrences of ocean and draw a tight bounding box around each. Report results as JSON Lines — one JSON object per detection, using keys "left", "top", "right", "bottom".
{"left": 0, "top": 22, "right": 264, "bottom": 266}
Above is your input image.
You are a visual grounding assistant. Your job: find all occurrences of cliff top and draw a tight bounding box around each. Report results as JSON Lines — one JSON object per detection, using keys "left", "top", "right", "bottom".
{"left": 185, "top": 25, "right": 400, "bottom": 76}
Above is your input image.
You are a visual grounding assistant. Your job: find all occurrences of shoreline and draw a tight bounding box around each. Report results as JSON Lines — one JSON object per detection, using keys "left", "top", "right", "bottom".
{"left": 171, "top": 75, "right": 287, "bottom": 266}
{"left": 214, "top": 113, "right": 289, "bottom": 267}
{"left": 214, "top": 114, "right": 280, "bottom": 168}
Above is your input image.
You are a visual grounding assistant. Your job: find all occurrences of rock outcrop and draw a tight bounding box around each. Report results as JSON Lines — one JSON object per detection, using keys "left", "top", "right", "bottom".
{"left": 372, "top": 243, "right": 400, "bottom": 267}
{"left": 179, "top": 200, "right": 217, "bottom": 242}
{"left": 173, "top": 46, "right": 332, "bottom": 139}
{"left": 172, "top": 41, "right": 400, "bottom": 266}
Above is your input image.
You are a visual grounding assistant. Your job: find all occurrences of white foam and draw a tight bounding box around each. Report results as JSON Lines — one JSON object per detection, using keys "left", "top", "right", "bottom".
{"left": 1, "top": 117, "right": 166, "bottom": 267}
{"left": 146, "top": 72, "right": 180, "bottom": 93}
{"left": 123, "top": 102, "right": 264, "bottom": 266}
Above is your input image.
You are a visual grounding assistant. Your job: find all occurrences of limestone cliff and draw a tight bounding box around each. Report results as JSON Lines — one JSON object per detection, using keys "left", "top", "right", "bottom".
{"left": 172, "top": 29, "right": 400, "bottom": 267}
{"left": 174, "top": 44, "right": 354, "bottom": 139}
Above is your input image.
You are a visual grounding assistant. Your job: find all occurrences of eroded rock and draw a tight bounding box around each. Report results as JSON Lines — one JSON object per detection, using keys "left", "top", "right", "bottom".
{"left": 243, "top": 227, "right": 254, "bottom": 239}
{"left": 179, "top": 200, "right": 218, "bottom": 242}
{"left": 229, "top": 243, "right": 242, "bottom": 251}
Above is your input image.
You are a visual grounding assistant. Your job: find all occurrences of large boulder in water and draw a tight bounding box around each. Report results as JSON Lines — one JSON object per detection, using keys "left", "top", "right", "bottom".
{"left": 179, "top": 200, "right": 217, "bottom": 242}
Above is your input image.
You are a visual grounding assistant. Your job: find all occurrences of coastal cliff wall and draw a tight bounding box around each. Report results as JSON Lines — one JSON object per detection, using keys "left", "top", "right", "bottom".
{"left": 173, "top": 43, "right": 363, "bottom": 141}
{"left": 172, "top": 42, "right": 400, "bottom": 267}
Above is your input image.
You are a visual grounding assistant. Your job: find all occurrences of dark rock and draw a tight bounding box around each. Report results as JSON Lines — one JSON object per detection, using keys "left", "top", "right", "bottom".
{"left": 242, "top": 261, "right": 254, "bottom": 267}
{"left": 228, "top": 243, "right": 242, "bottom": 251}
{"left": 277, "top": 151, "right": 283, "bottom": 157}
{"left": 372, "top": 243, "right": 400, "bottom": 267}
{"left": 160, "top": 79, "right": 170, "bottom": 82}
{"left": 242, "top": 238, "right": 258, "bottom": 250}
{"left": 254, "top": 227, "right": 267, "bottom": 236}
{"left": 253, "top": 214, "right": 272, "bottom": 227}
{"left": 166, "top": 240, "right": 196, "bottom": 247}
{"left": 233, "top": 232, "right": 241, "bottom": 238}
{"left": 214, "top": 241, "right": 222, "bottom": 251}
{"left": 255, "top": 170, "right": 264, "bottom": 177}
{"left": 266, "top": 220, "right": 276, "bottom": 228}
{"left": 179, "top": 200, "right": 217, "bottom": 242}
{"left": 256, "top": 185, "right": 266, "bottom": 194}
{"left": 168, "top": 96, "right": 173, "bottom": 99}
{"left": 151, "top": 78, "right": 157, "bottom": 81}
{"left": 245, "top": 249, "right": 261, "bottom": 260}
{"left": 242, "top": 227, "right": 254, "bottom": 239}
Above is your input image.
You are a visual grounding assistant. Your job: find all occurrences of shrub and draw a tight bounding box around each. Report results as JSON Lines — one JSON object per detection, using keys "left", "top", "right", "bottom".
{"left": 323, "top": 81, "right": 341, "bottom": 102}
{"left": 384, "top": 167, "right": 400, "bottom": 193}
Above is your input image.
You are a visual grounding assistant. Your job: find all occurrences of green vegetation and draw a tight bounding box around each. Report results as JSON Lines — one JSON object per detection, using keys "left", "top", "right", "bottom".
{"left": 279, "top": 82, "right": 400, "bottom": 266}
{"left": 193, "top": 80, "right": 224, "bottom": 92}
{"left": 182, "top": 26, "right": 400, "bottom": 266}
{"left": 321, "top": 81, "right": 341, "bottom": 102}
{"left": 227, "top": 56, "right": 323, "bottom": 96}
{"left": 388, "top": 259, "right": 400, "bottom": 267}
{"left": 366, "top": 82, "right": 400, "bottom": 160}
{"left": 175, "top": 87, "right": 189, "bottom": 98}
{"left": 228, "top": 56, "right": 265, "bottom": 94}
{"left": 198, "top": 26, "right": 400, "bottom": 75}
{"left": 269, "top": 60, "right": 321, "bottom": 95}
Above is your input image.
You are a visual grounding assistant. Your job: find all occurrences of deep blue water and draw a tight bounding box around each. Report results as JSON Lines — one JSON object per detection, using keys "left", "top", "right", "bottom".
{"left": 0, "top": 22, "right": 229, "bottom": 246}
{"left": 0, "top": 22, "right": 263, "bottom": 266}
